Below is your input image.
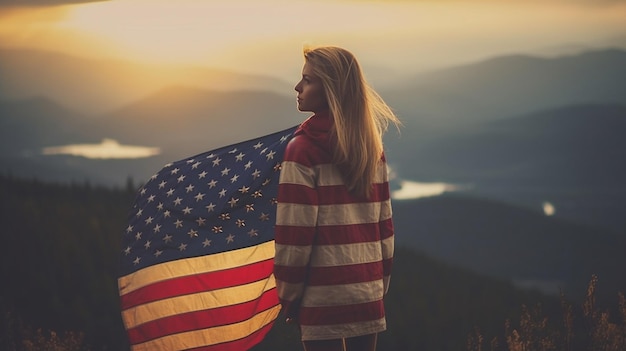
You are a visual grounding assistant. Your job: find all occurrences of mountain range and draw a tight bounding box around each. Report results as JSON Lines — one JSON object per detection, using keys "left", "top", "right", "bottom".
{"left": 1, "top": 47, "right": 625, "bottom": 298}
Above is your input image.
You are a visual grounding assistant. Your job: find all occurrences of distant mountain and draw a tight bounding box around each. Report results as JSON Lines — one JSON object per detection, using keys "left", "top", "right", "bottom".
{"left": 95, "top": 86, "right": 300, "bottom": 158}
{"left": 390, "top": 103, "right": 626, "bottom": 232}
{"left": 0, "top": 49, "right": 292, "bottom": 115}
{"left": 0, "top": 97, "right": 87, "bottom": 156}
{"left": 382, "top": 48, "right": 626, "bottom": 140}
{"left": 394, "top": 104, "right": 626, "bottom": 185}
{"left": 393, "top": 194, "right": 626, "bottom": 302}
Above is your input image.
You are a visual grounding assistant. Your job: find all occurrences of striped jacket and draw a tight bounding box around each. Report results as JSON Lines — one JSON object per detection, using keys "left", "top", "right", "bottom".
{"left": 274, "top": 113, "right": 394, "bottom": 341}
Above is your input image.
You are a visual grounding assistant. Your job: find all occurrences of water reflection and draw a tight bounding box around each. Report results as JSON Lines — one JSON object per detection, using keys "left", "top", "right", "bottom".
{"left": 392, "top": 180, "right": 460, "bottom": 200}
{"left": 42, "top": 139, "right": 160, "bottom": 159}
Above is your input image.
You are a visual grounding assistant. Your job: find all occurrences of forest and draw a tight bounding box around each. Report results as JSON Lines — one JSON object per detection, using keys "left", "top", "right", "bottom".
{"left": 1, "top": 174, "right": 624, "bottom": 350}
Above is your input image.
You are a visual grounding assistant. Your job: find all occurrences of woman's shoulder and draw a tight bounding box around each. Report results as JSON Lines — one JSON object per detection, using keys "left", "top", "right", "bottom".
{"left": 284, "top": 134, "right": 331, "bottom": 166}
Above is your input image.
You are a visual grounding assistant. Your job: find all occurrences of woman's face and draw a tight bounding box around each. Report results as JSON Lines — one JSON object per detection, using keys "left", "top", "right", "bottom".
{"left": 294, "top": 62, "right": 329, "bottom": 114}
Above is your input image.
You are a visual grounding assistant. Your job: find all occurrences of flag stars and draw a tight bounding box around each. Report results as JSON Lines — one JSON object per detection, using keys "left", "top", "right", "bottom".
{"left": 252, "top": 169, "right": 261, "bottom": 179}
{"left": 266, "top": 150, "right": 276, "bottom": 160}
{"left": 194, "top": 192, "right": 205, "bottom": 201}
{"left": 202, "top": 238, "right": 212, "bottom": 247}
{"left": 212, "top": 157, "right": 222, "bottom": 166}
{"left": 230, "top": 174, "right": 240, "bottom": 183}
{"left": 225, "top": 234, "right": 235, "bottom": 244}
{"left": 153, "top": 224, "right": 161, "bottom": 233}
{"left": 170, "top": 168, "right": 180, "bottom": 175}
{"left": 198, "top": 171, "right": 208, "bottom": 179}
{"left": 252, "top": 191, "right": 262, "bottom": 198}
{"left": 253, "top": 142, "right": 263, "bottom": 149}
{"left": 248, "top": 229, "right": 258, "bottom": 237}
{"left": 221, "top": 167, "right": 231, "bottom": 176}
{"left": 157, "top": 202, "right": 164, "bottom": 211}
{"left": 212, "top": 226, "right": 223, "bottom": 233}
{"left": 208, "top": 179, "right": 218, "bottom": 188}
{"left": 188, "top": 229, "right": 198, "bottom": 238}
{"left": 163, "top": 234, "right": 173, "bottom": 243}
{"left": 173, "top": 197, "right": 183, "bottom": 206}
{"left": 154, "top": 250, "right": 163, "bottom": 257}
{"left": 192, "top": 161, "right": 201, "bottom": 169}
{"left": 280, "top": 135, "right": 289, "bottom": 143}
{"left": 206, "top": 153, "right": 216, "bottom": 159}
{"left": 185, "top": 184, "right": 195, "bottom": 193}
{"left": 182, "top": 206, "right": 193, "bottom": 215}
{"left": 244, "top": 161, "right": 253, "bottom": 170}
{"left": 228, "top": 148, "right": 238, "bottom": 154}
{"left": 245, "top": 204, "right": 254, "bottom": 212}
{"left": 236, "top": 219, "right": 245, "bottom": 228}
{"left": 196, "top": 217, "right": 206, "bottom": 226}
{"left": 177, "top": 175, "right": 186, "bottom": 183}
{"left": 218, "top": 189, "right": 227, "bottom": 198}
{"left": 164, "top": 210, "right": 171, "bottom": 218}
{"left": 270, "top": 198, "right": 278, "bottom": 205}
{"left": 235, "top": 152, "right": 245, "bottom": 161}
{"left": 186, "top": 159, "right": 195, "bottom": 164}
{"left": 136, "top": 209, "right": 143, "bottom": 217}
{"left": 259, "top": 213, "right": 270, "bottom": 221}
{"left": 219, "top": 213, "right": 231, "bottom": 220}
{"left": 144, "top": 216, "right": 154, "bottom": 225}
{"left": 174, "top": 219, "right": 183, "bottom": 228}
{"left": 273, "top": 163, "right": 281, "bottom": 172}
{"left": 166, "top": 188, "right": 175, "bottom": 197}
{"left": 228, "top": 197, "right": 239, "bottom": 208}
{"left": 262, "top": 178, "right": 271, "bottom": 186}
{"left": 123, "top": 246, "right": 131, "bottom": 255}
{"left": 158, "top": 180, "right": 167, "bottom": 189}
{"left": 133, "top": 257, "right": 141, "bottom": 265}
{"left": 239, "top": 186, "right": 250, "bottom": 194}
{"left": 178, "top": 243, "right": 187, "bottom": 251}
{"left": 144, "top": 240, "right": 151, "bottom": 249}
{"left": 147, "top": 195, "right": 155, "bottom": 203}
{"left": 140, "top": 188, "right": 147, "bottom": 195}
{"left": 206, "top": 203, "right": 216, "bottom": 212}
{"left": 135, "top": 232, "right": 142, "bottom": 240}
{"left": 126, "top": 225, "right": 134, "bottom": 233}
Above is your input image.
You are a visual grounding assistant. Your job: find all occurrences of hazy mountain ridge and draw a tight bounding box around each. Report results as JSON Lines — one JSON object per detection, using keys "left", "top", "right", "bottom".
{"left": 0, "top": 48, "right": 293, "bottom": 115}
{"left": 383, "top": 48, "right": 626, "bottom": 136}
{"left": 393, "top": 194, "right": 626, "bottom": 302}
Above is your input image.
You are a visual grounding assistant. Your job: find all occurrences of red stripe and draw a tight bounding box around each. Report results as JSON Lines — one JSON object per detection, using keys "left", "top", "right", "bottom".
{"left": 383, "top": 258, "right": 393, "bottom": 276}
{"left": 120, "top": 258, "right": 274, "bottom": 309}
{"left": 275, "top": 220, "right": 393, "bottom": 246}
{"left": 127, "top": 288, "right": 279, "bottom": 344}
{"left": 187, "top": 321, "right": 274, "bottom": 351}
{"left": 299, "top": 300, "right": 384, "bottom": 325}
{"left": 274, "top": 226, "right": 316, "bottom": 245}
{"left": 307, "top": 262, "right": 383, "bottom": 286}
{"left": 278, "top": 183, "right": 389, "bottom": 205}
{"left": 274, "top": 265, "right": 308, "bottom": 284}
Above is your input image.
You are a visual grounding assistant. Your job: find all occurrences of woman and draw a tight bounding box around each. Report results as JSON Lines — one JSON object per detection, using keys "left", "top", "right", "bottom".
{"left": 274, "top": 46, "right": 399, "bottom": 351}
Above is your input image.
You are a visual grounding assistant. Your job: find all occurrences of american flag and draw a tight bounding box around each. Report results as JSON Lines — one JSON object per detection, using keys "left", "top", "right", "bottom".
{"left": 118, "top": 125, "right": 298, "bottom": 351}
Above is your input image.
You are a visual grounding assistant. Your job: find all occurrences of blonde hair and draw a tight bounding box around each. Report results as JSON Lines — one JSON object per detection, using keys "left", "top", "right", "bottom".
{"left": 303, "top": 46, "right": 400, "bottom": 198}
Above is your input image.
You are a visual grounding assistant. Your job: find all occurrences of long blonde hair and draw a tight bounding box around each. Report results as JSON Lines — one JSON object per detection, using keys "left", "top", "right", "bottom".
{"left": 303, "top": 46, "right": 400, "bottom": 198}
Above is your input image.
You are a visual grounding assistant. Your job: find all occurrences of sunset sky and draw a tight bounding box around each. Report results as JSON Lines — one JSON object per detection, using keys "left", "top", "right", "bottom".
{"left": 1, "top": 0, "right": 625, "bottom": 80}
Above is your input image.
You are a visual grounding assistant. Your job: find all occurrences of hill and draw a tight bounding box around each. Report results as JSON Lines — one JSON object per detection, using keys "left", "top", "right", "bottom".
{"left": 0, "top": 174, "right": 564, "bottom": 351}
{"left": 0, "top": 49, "right": 292, "bottom": 115}
{"left": 393, "top": 194, "right": 626, "bottom": 303}
{"left": 390, "top": 103, "right": 626, "bottom": 232}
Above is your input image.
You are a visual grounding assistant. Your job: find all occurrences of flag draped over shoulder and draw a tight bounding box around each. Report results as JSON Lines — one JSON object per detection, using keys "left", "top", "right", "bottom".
{"left": 119, "top": 125, "right": 298, "bottom": 351}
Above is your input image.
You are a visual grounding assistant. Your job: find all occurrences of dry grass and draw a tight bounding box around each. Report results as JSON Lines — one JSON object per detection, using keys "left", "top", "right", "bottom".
{"left": 469, "top": 275, "right": 626, "bottom": 351}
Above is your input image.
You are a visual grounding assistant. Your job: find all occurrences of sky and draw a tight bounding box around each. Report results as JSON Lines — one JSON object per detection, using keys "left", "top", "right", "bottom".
{"left": 1, "top": 0, "right": 625, "bottom": 80}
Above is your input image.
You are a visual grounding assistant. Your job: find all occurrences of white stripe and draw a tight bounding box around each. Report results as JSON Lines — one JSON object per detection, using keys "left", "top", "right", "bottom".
{"left": 302, "top": 318, "right": 386, "bottom": 340}
{"left": 276, "top": 201, "right": 391, "bottom": 227}
{"left": 301, "top": 280, "right": 385, "bottom": 307}
{"left": 310, "top": 241, "right": 383, "bottom": 267}
{"left": 381, "top": 235, "right": 394, "bottom": 260}
{"left": 274, "top": 243, "right": 312, "bottom": 266}
{"left": 280, "top": 161, "right": 388, "bottom": 187}
{"left": 118, "top": 241, "right": 275, "bottom": 295}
